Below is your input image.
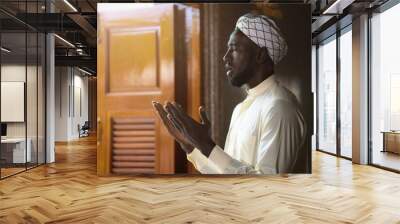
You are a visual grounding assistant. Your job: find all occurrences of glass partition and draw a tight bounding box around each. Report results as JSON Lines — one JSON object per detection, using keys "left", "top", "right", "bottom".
{"left": 0, "top": 1, "right": 46, "bottom": 179}
{"left": 1, "top": 30, "right": 28, "bottom": 177}
{"left": 27, "top": 31, "right": 38, "bottom": 169}
{"left": 317, "top": 35, "right": 337, "bottom": 155}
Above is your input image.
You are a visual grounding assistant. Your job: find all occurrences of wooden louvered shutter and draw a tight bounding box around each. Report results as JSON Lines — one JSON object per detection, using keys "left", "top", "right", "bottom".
{"left": 97, "top": 4, "right": 200, "bottom": 175}
{"left": 97, "top": 4, "right": 177, "bottom": 175}
{"left": 112, "top": 117, "right": 156, "bottom": 174}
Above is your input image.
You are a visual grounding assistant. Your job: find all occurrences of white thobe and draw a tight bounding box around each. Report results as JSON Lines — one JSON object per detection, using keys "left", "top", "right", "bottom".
{"left": 187, "top": 75, "right": 307, "bottom": 174}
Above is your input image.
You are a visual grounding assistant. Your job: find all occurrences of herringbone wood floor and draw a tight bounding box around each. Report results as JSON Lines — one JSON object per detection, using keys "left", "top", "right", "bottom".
{"left": 1, "top": 136, "right": 400, "bottom": 224}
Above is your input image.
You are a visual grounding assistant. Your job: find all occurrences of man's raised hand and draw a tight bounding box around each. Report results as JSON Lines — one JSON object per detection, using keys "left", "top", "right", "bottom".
{"left": 164, "top": 102, "right": 215, "bottom": 157}
{"left": 152, "top": 101, "right": 194, "bottom": 154}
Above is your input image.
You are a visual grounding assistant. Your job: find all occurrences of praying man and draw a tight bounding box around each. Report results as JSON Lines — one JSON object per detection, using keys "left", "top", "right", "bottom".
{"left": 152, "top": 13, "right": 307, "bottom": 174}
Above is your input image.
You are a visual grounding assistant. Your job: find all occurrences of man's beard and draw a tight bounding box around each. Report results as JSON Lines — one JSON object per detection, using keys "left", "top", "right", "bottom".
{"left": 228, "top": 67, "right": 253, "bottom": 87}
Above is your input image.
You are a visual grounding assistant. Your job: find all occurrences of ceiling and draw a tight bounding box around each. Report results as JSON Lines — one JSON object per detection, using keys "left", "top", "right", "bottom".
{"left": 0, "top": 0, "right": 392, "bottom": 75}
{"left": 0, "top": 0, "right": 99, "bottom": 74}
{"left": 0, "top": 0, "right": 152, "bottom": 74}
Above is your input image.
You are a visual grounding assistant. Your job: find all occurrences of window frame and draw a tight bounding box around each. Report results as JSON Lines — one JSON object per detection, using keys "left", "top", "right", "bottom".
{"left": 367, "top": 0, "right": 400, "bottom": 172}
{"left": 315, "top": 23, "right": 353, "bottom": 161}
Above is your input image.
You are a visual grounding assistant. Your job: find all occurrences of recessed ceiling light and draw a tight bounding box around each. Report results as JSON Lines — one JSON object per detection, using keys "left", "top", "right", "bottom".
{"left": 77, "top": 67, "right": 93, "bottom": 76}
{"left": 63, "top": 0, "right": 78, "bottom": 12}
{"left": 322, "top": 0, "right": 355, "bottom": 15}
{"left": 54, "top": 34, "right": 75, "bottom": 48}
{"left": 1, "top": 47, "right": 11, "bottom": 53}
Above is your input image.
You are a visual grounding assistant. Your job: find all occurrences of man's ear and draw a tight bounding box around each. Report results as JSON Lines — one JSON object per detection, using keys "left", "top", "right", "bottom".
{"left": 256, "top": 47, "right": 270, "bottom": 64}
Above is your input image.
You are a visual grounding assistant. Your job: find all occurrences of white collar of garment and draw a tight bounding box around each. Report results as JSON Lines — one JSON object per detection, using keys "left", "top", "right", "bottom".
{"left": 247, "top": 74, "right": 276, "bottom": 98}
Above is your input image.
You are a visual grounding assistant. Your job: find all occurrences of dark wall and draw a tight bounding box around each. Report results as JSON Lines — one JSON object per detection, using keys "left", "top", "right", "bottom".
{"left": 219, "top": 4, "right": 253, "bottom": 145}
{"left": 203, "top": 3, "right": 312, "bottom": 172}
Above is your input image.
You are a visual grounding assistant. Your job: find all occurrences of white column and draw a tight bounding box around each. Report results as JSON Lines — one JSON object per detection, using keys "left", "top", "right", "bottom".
{"left": 45, "top": 1, "right": 56, "bottom": 163}
{"left": 46, "top": 32, "right": 55, "bottom": 163}
{"left": 352, "top": 14, "right": 369, "bottom": 164}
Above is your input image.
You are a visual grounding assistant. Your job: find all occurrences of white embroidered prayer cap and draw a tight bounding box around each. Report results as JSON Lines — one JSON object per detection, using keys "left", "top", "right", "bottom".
{"left": 235, "top": 13, "right": 288, "bottom": 65}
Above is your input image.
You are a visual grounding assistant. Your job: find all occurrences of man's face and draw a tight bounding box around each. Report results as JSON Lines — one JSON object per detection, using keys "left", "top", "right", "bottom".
{"left": 223, "top": 30, "right": 257, "bottom": 87}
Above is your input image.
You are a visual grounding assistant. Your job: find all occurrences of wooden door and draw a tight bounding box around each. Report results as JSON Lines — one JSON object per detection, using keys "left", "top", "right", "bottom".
{"left": 97, "top": 4, "right": 178, "bottom": 175}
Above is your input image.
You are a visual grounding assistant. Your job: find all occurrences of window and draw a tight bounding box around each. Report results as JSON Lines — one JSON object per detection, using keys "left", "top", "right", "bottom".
{"left": 370, "top": 2, "right": 400, "bottom": 171}
{"left": 317, "top": 36, "right": 337, "bottom": 154}
{"left": 316, "top": 25, "right": 353, "bottom": 159}
{"left": 339, "top": 28, "right": 352, "bottom": 158}
{"left": 390, "top": 74, "right": 400, "bottom": 130}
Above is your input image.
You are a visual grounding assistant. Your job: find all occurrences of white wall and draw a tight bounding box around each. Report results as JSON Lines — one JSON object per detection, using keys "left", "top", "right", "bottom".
{"left": 55, "top": 67, "right": 69, "bottom": 141}
{"left": 55, "top": 67, "right": 89, "bottom": 141}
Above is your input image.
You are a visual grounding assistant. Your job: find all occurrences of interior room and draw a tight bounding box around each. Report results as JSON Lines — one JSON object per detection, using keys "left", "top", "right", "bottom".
{"left": 0, "top": 16, "right": 46, "bottom": 178}
{"left": 0, "top": 0, "right": 400, "bottom": 223}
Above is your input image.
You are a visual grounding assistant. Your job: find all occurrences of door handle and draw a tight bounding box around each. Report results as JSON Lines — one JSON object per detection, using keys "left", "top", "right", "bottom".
{"left": 97, "top": 118, "right": 101, "bottom": 147}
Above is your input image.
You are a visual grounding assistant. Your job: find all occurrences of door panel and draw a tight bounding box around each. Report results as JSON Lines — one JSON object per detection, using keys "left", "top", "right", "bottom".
{"left": 108, "top": 28, "right": 159, "bottom": 92}
{"left": 97, "top": 4, "right": 176, "bottom": 175}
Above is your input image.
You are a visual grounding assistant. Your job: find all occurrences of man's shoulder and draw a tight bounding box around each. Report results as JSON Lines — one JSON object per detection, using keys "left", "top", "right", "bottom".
{"left": 259, "top": 83, "right": 299, "bottom": 107}
{"left": 273, "top": 83, "right": 298, "bottom": 101}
